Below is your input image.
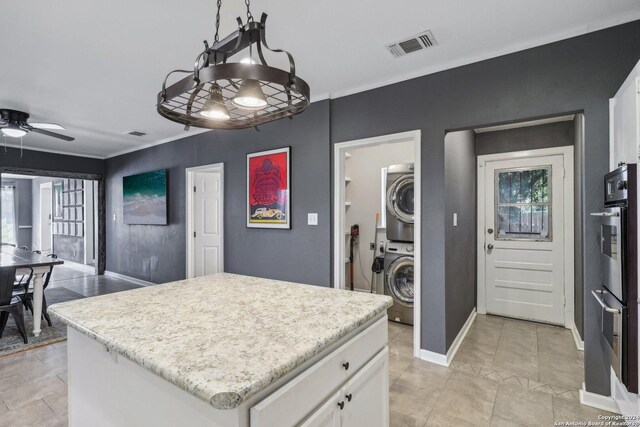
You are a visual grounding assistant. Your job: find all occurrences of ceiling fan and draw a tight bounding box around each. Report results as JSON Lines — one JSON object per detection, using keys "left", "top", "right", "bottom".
{"left": 0, "top": 109, "right": 74, "bottom": 142}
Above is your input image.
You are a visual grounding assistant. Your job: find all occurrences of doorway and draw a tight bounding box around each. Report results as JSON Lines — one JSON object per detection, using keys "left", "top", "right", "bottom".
{"left": 477, "top": 146, "right": 574, "bottom": 327}
{"left": 333, "top": 130, "right": 422, "bottom": 358}
{"left": 186, "top": 163, "right": 224, "bottom": 278}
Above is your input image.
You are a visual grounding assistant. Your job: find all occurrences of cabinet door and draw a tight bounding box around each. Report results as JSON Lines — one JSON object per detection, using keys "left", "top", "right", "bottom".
{"left": 341, "top": 348, "right": 389, "bottom": 427}
{"left": 610, "top": 63, "right": 640, "bottom": 169}
{"left": 299, "top": 390, "right": 343, "bottom": 427}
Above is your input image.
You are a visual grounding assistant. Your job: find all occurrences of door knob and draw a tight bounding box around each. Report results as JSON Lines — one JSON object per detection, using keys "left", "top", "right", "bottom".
{"left": 487, "top": 244, "right": 494, "bottom": 250}
{"left": 487, "top": 228, "right": 494, "bottom": 234}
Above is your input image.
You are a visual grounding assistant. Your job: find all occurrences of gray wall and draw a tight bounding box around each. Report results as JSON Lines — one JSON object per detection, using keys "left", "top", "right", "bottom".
{"left": 330, "top": 21, "right": 640, "bottom": 396}
{"left": 444, "top": 130, "right": 477, "bottom": 349}
{"left": 105, "top": 101, "right": 331, "bottom": 285}
{"left": 476, "top": 121, "right": 575, "bottom": 155}
{"left": 104, "top": 21, "right": 640, "bottom": 395}
{"left": 0, "top": 146, "right": 104, "bottom": 176}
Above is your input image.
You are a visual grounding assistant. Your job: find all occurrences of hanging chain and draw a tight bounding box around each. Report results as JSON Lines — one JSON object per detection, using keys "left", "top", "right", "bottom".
{"left": 245, "top": 0, "right": 254, "bottom": 22}
{"left": 214, "top": 0, "right": 222, "bottom": 43}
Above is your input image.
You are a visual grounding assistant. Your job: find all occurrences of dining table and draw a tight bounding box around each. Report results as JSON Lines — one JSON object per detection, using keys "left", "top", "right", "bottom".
{"left": 0, "top": 245, "right": 64, "bottom": 337}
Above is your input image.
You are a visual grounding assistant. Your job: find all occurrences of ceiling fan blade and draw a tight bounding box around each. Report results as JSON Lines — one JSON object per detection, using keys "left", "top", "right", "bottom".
{"left": 30, "top": 128, "right": 75, "bottom": 142}
{"left": 29, "top": 122, "right": 65, "bottom": 130}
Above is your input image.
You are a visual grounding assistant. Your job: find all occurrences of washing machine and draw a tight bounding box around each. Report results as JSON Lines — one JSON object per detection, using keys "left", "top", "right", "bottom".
{"left": 384, "top": 241, "right": 414, "bottom": 325}
{"left": 386, "top": 163, "right": 414, "bottom": 242}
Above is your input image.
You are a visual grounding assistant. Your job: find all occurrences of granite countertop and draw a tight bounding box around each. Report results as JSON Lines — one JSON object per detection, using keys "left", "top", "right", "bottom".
{"left": 49, "top": 273, "right": 393, "bottom": 410}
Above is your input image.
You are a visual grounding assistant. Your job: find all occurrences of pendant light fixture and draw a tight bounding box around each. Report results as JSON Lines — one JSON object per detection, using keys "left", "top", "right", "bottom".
{"left": 157, "top": 0, "right": 310, "bottom": 130}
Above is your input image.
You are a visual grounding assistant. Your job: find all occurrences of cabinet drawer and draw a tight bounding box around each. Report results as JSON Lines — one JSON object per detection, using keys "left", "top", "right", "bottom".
{"left": 250, "top": 316, "right": 388, "bottom": 427}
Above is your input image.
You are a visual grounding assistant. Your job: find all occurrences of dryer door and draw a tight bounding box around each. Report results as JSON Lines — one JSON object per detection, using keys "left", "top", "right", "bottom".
{"left": 387, "top": 174, "right": 414, "bottom": 224}
{"left": 385, "top": 256, "right": 414, "bottom": 306}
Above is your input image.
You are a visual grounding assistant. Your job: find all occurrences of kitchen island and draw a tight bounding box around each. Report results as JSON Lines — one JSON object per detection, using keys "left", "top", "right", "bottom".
{"left": 49, "top": 273, "right": 393, "bottom": 427}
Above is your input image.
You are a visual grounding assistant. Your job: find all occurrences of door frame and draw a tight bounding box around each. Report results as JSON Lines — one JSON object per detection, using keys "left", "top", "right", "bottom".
{"left": 333, "top": 130, "right": 422, "bottom": 357}
{"left": 185, "top": 163, "right": 225, "bottom": 279}
{"left": 39, "top": 181, "right": 53, "bottom": 254}
{"left": 476, "top": 146, "right": 575, "bottom": 328}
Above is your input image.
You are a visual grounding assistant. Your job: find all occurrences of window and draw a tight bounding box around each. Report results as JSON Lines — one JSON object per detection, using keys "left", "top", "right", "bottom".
{"left": 495, "top": 166, "right": 551, "bottom": 241}
{"left": 1, "top": 185, "right": 16, "bottom": 245}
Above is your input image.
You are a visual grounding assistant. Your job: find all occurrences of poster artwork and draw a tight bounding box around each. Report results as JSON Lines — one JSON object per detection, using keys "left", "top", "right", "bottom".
{"left": 247, "top": 147, "right": 290, "bottom": 228}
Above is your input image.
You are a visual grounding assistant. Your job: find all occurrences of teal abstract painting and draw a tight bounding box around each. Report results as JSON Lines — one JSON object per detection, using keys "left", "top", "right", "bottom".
{"left": 123, "top": 170, "right": 168, "bottom": 225}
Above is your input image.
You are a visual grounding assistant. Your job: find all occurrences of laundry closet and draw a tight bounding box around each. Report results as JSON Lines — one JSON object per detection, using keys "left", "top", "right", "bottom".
{"left": 343, "top": 140, "right": 415, "bottom": 325}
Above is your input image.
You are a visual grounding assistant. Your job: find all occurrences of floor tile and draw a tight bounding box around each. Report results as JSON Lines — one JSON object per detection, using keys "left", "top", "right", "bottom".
{"left": 389, "top": 383, "right": 440, "bottom": 425}
{"left": 493, "top": 385, "right": 554, "bottom": 426}
{"left": 429, "top": 388, "right": 494, "bottom": 425}
{"left": 0, "top": 372, "right": 66, "bottom": 409}
{"left": 445, "top": 370, "right": 499, "bottom": 402}
{"left": 394, "top": 360, "right": 450, "bottom": 393}
{"left": 43, "top": 391, "right": 68, "bottom": 416}
{"left": 0, "top": 399, "right": 56, "bottom": 427}
{"left": 552, "top": 396, "right": 617, "bottom": 423}
{"left": 390, "top": 409, "right": 425, "bottom": 427}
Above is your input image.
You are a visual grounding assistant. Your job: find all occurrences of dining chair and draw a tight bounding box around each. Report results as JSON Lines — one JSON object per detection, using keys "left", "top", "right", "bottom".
{"left": 17, "top": 254, "right": 57, "bottom": 327}
{"left": 0, "top": 266, "right": 28, "bottom": 344}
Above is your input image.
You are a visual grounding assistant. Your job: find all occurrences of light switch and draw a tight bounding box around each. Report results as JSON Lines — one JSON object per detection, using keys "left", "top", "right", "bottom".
{"left": 113, "top": 213, "right": 117, "bottom": 222}
{"left": 453, "top": 213, "right": 458, "bottom": 227}
{"left": 307, "top": 213, "right": 318, "bottom": 226}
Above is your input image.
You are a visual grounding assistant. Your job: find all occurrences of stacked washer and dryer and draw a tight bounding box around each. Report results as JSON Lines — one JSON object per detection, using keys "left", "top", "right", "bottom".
{"left": 384, "top": 164, "right": 415, "bottom": 325}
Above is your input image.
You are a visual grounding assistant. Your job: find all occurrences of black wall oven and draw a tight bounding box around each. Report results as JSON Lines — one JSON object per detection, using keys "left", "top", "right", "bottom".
{"left": 591, "top": 164, "right": 637, "bottom": 393}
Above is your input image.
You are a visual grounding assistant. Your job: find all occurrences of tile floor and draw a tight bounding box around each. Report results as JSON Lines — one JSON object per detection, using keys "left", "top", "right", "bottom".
{"left": 0, "top": 311, "right": 620, "bottom": 426}
{"left": 388, "top": 314, "right": 619, "bottom": 426}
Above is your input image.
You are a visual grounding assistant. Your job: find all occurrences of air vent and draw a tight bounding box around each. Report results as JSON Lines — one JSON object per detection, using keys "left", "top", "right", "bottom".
{"left": 386, "top": 30, "right": 438, "bottom": 58}
{"left": 126, "top": 131, "right": 147, "bottom": 137}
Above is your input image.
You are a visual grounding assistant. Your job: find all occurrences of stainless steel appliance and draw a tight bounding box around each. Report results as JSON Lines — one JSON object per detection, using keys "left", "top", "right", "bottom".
{"left": 591, "top": 164, "right": 638, "bottom": 393}
{"left": 384, "top": 241, "right": 414, "bottom": 325}
{"left": 386, "top": 163, "right": 414, "bottom": 242}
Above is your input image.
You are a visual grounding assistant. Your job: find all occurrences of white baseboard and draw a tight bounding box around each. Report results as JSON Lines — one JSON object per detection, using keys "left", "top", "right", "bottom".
{"left": 104, "top": 271, "right": 156, "bottom": 287}
{"left": 418, "top": 308, "right": 477, "bottom": 367}
{"left": 580, "top": 383, "right": 621, "bottom": 414}
{"left": 62, "top": 260, "right": 96, "bottom": 274}
{"left": 570, "top": 323, "right": 585, "bottom": 351}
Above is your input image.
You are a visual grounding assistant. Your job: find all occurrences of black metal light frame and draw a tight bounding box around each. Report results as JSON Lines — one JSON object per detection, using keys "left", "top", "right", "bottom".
{"left": 157, "top": 13, "right": 310, "bottom": 130}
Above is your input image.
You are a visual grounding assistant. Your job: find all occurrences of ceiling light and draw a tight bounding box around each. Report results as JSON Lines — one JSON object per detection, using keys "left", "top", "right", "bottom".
{"left": 157, "top": 0, "right": 310, "bottom": 130}
{"left": 1, "top": 127, "right": 27, "bottom": 138}
{"left": 199, "top": 84, "right": 231, "bottom": 120}
{"left": 232, "top": 79, "right": 267, "bottom": 110}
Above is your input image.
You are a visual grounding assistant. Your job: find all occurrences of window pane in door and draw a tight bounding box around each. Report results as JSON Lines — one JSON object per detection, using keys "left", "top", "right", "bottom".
{"left": 495, "top": 166, "right": 551, "bottom": 241}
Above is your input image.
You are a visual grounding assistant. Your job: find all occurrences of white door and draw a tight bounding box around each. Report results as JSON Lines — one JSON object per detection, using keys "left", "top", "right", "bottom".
{"left": 40, "top": 185, "right": 52, "bottom": 253}
{"left": 482, "top": 154, "right": 566, "bottom": 325}
{"left": 192, "top": 171, "right": 223, "bottom": 277}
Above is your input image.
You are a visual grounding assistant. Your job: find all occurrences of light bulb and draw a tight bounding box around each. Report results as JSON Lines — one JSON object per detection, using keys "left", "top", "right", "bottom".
{"left": 199, "top": 84, "right": 230, "bottom": 120}
{"left": 1, "top": 128, "right": 27, "bottom": 138}
{"left": 232, "top": 79, "right": 267, "bottom": 110}
{"left": 240, "top": 58, "right": 256, "bottom": 64}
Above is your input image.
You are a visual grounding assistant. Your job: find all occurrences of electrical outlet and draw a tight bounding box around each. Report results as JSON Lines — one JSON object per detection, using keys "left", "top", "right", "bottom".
{"left": 307, "top": 213, "right": 318, "bottom": 226}
{"left": 370, "top": 243, "right": 375, "bottom": 250}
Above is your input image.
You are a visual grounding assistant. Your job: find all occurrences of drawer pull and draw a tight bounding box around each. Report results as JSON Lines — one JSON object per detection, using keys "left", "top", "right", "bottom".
{"left": 337, "top": 401, "right": 345, "bottom": 410}
{"left": 345, "top": 393, "right": 352, "bottom": 402}
{"left": 342, "top": 362, "right": 350, "bottom": 371}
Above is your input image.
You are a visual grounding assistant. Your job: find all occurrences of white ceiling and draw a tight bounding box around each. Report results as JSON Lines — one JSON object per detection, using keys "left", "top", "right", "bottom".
{"left": 1, "top": 0, "right": 639, "bottom": 159}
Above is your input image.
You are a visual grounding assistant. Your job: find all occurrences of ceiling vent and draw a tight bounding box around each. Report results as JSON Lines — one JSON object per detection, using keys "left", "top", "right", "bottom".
{"left": 386, "top": 30, "right": 438, "bottom": 59}
{"left": 125, "top": 131, "right": 147, "bottom": 137}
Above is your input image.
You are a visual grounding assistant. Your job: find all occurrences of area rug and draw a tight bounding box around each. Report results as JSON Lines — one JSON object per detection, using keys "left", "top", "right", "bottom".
{"left": 0, "top": 287, "right": 85, "bottom": 357}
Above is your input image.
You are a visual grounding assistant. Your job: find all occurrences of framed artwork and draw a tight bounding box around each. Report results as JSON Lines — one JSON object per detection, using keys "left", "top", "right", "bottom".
{"left": 53, "top": 182, "right": 64, "bottom": 219}
{"left": 246, "top": 147, "right": 290, "bottom": 229}
{"left": 123, "top": 169, "right": 168, "bottom": 225}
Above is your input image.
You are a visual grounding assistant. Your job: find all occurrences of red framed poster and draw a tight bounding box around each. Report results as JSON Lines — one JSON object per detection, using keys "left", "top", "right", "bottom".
{"left": 246, "top": 147, "right": 291, "bottom": 229}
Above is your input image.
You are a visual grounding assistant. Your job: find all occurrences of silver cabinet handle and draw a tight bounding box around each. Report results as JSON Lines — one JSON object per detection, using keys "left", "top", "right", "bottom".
{"left": 590, "top": 212, "right": 620, "bottom": 217}
{"left": 591, "top": 290, "right": 620, "bottom": 314}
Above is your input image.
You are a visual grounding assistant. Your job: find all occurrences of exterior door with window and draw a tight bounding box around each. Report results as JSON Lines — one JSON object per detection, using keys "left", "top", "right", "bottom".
{"left": 483, "top": 154, "right": 565, "bottom": 325}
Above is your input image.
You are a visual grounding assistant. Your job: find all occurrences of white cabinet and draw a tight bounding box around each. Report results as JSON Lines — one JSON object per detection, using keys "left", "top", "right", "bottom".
{"left": 610, "top": 60, "right": 640, "bottom": 170}
{"left": 251, "top": 317, "right": 388, "bottom": 427}
{"left": 301, "top": 348, "right": 389, "bottom": 427}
